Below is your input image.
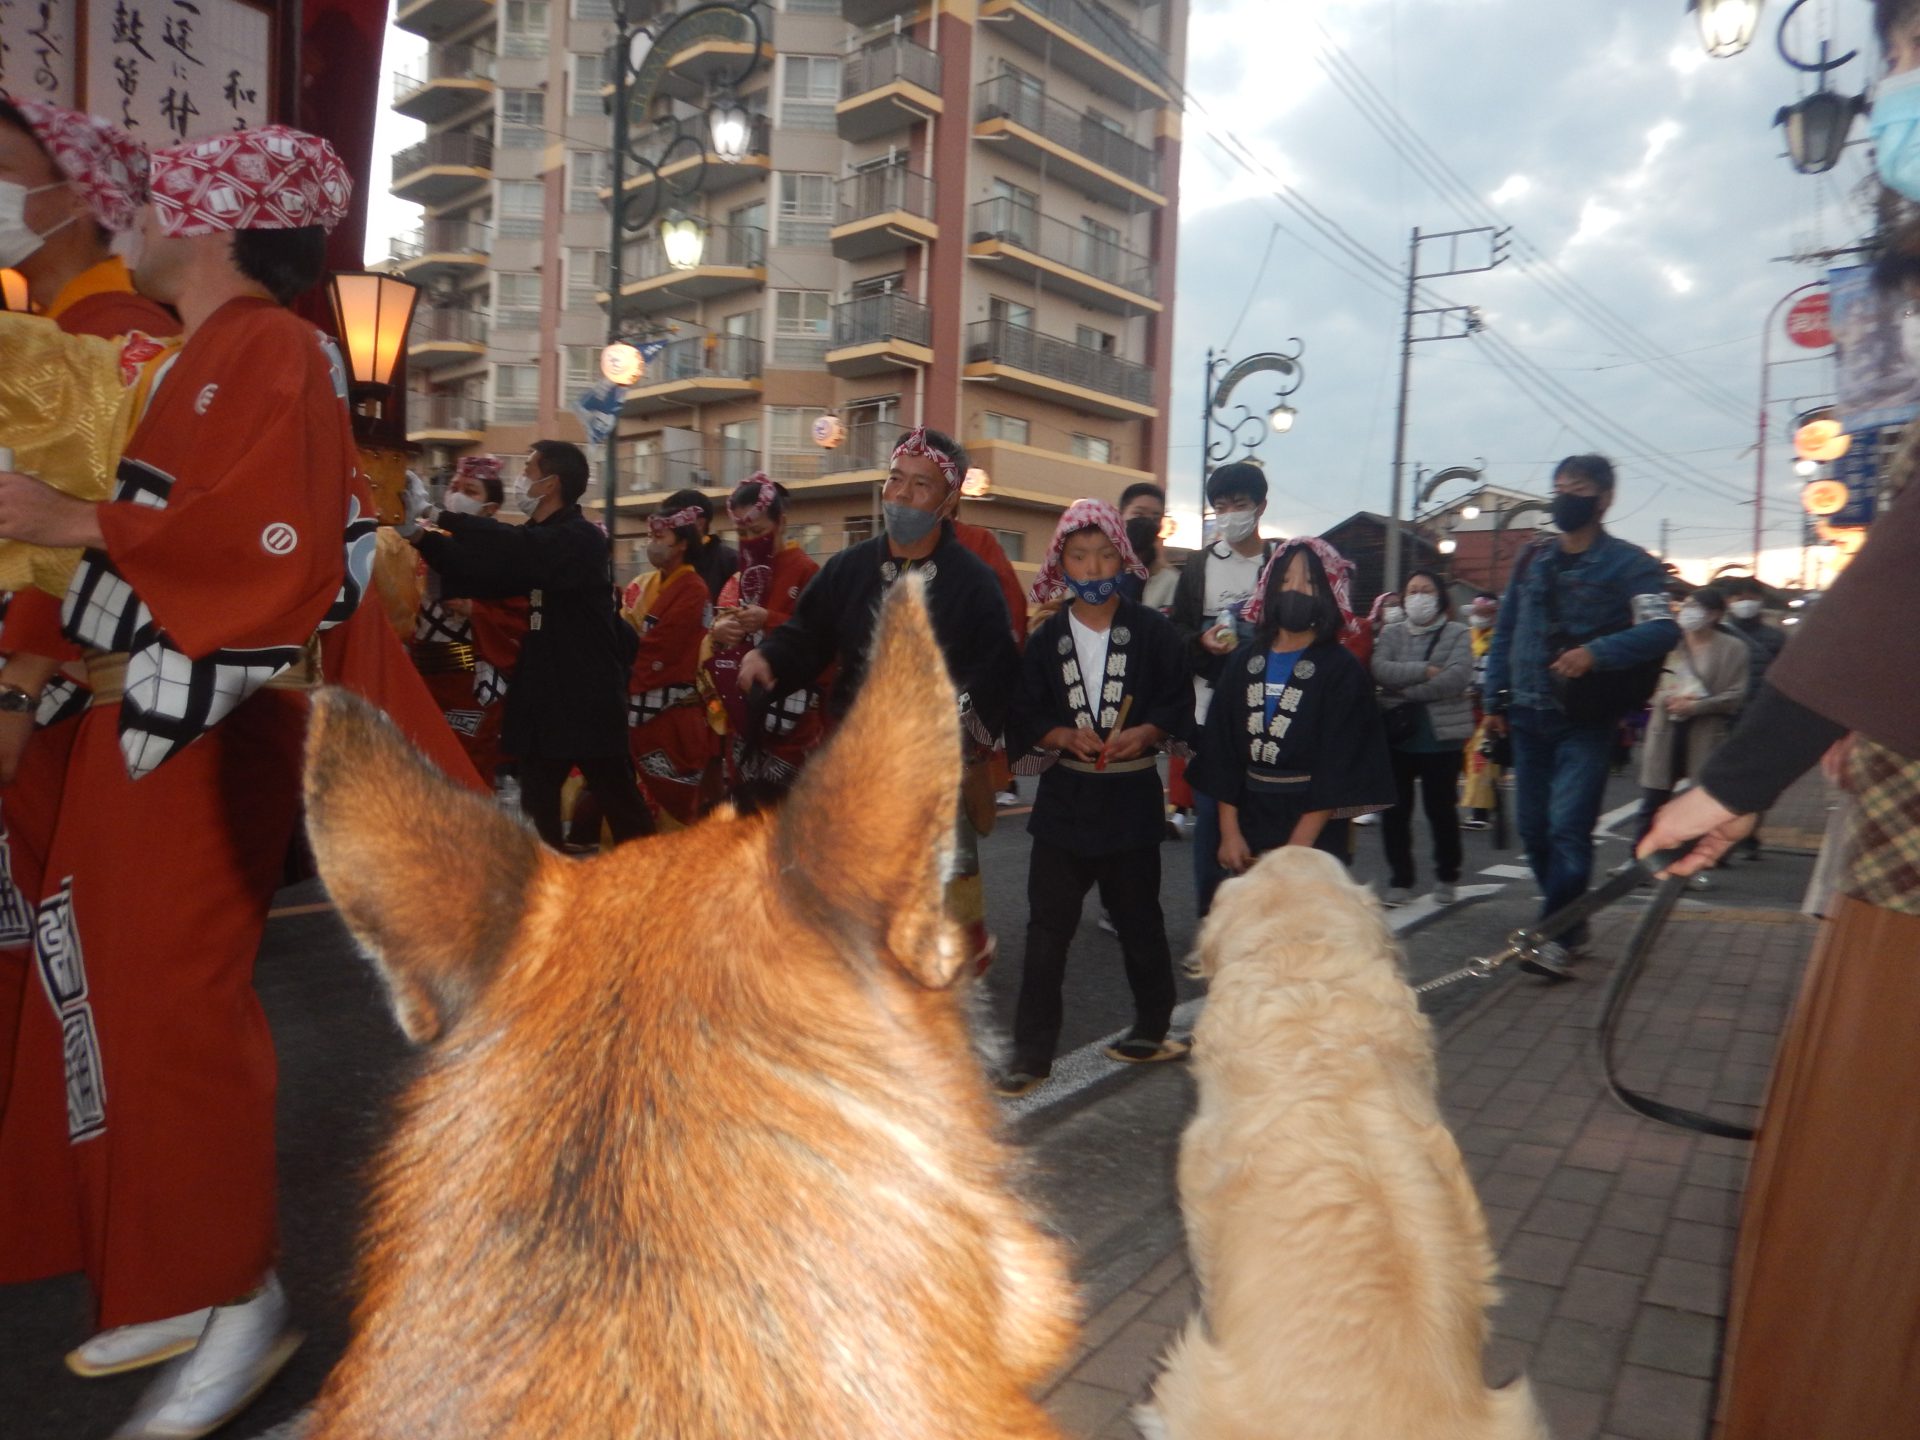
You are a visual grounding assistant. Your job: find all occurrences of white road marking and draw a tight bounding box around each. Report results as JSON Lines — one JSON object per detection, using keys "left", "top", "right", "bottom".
{"left": 1595, "top": 799, "right": 1641, "bottom": 841}
{"left": 999, "top": 883, "right": 1507, "bottom": 1121}
{"left": 1480, "top": 863, "right": 1535, "bottom": 880}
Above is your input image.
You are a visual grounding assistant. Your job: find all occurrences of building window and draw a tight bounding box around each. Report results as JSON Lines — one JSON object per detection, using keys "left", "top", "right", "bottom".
{"left": 494, "top": 271, "right": 543, "bottom": 327}
{"left": 497, "top": 179, "right": 544, "bottom": 236}
{"left": 988, "top": 528, "right": 1026, "bottom": 563}
{"left": 780, "top": 55, "right": 841, "bottom": 130}
{"left": 569, "top": 151, "right": 610, "bottom": 212}
{"left": 990, "top": 296, "right": 1034, "bottom": 330}
{"left": 562, "top": 345, "right": 598, "bottom": 404}
{"left": 1071, "top": 433, "right": 1113, "bottom": 464}
{"left": 981, "top": 412, "right": 1030, "bottom": 444}
{"left": 990, "top": 178, "right": 1040, "bottom": 248}
{"left": 504, "top": 0, "right": 549, "bottom": 58}
{"left": 721, "top": 307, "right": 762, "bottom": 339}
{"left": 498, "top": 89, "right": 545, "bottom": 148}
{"left": 768, "top": 406, "right": 828, "bottom": 478}
{"left": 571, "top": 0, "right": 616, "bottom": 16}
{"left": 777, "top": 172, "right": 834, "bottom": 247}
{"left": 782, "top": 0, "right": 841, "bottom": 13}
{"left": 565, "top": 247, "right": 608, "bottom": 307}
{"left": 493, "top": 362, "right": 540, "bottom": 422}
{"left": 571, "top": 53, "right": 610, "bottom": 116}
{"left": 851, "top": 272, "right": 904, "bottom": 299}
{"left": 1076, "top": 216, "right": 1122, "bottom": 281}
{"left": 845, "top": 514, "right": 875, "bottom": 547}
{"left": 1076, "top": 325, "right": 1117, "bottom": 355}
{"left": 773, "top": 291, "right": 832, "bottom": 366}
{"left": 719, "top": 419, "right": 760, "bottom": 482}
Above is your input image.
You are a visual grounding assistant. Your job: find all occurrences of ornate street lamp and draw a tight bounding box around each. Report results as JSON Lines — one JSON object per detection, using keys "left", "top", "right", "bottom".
{"left": 660, "top": 213, "right": 708, "bottom": 270}
{"left": 327, "top": 271, "right": 421, "bottom": 440}
{"left": 1267, "top": 402, "right": 1297, "bottom": 434}
{"left": 1203, "top": 340, "right": 1306, "bottom": 474}
{"left": 1771, "top": 0, "right": 1864, "bottom": 174}
{"left": 708, "top": 96, "right": 752, "bottom": 163}
{"left": 1689, "top": 0, "right": 1763, "bottom": 59}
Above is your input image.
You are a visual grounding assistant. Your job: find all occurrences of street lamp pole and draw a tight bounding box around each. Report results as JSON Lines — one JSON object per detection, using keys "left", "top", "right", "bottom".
{"left": 1201, "top": 342, "right": 1306, "bottom": 522}
{"left": 605, "top": 3, "right": 635, "bottom": 539}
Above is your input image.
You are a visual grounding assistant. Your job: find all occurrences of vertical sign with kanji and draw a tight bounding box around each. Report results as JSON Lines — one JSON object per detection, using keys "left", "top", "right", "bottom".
{"left": 84, "top": 0, "right": 270, "bottom": 143}
{"left": 0, "top": 0, "right": 79, "bottom": 108}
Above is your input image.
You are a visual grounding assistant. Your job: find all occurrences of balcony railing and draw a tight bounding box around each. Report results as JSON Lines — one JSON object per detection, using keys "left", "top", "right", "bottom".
{"left": 974, "top": 74, "right": 1159, "bottom": 192}
{"left": 831, "top": 293, "right": 931, "bottom": 349}
{"left": 393, "top": 44, "right": 496, "bottom": 103}
{"left": 638, "top": 333, "right": 763, "bottom": 385}
{"left": 823, "top": 420, "right": 908, "bottom": 475}
{"left": 836, "top": 163, "right": 935, "bottom": 226}
{"left": 391, "top": 217, "right": 493, "bottom": 261}
{"left": 1016, "top": 0, "right": 1162, "bottom": 83}
{"left": 409, "top": 392, "right": 489, "bottom": 431}
{"left": 410, "top": 307, "right": 488, "bottom": 345}
{"left": 970, "top": 197, "right": 1156, "bottom": 298}
{"left": 628, "top": 112, "right": 772, "bottom": 171}
{"left": 393, "top": 131, "right": 495, "bottom": 182}
{"left": 966, "top": 317, "right": 1152, "bottom": 407}
{"left": 842, "top": 35, "right": 940, "bottom": 97}
{"left": 618, "top": 445, "right": 761, "bottom": 494}
{"left": 618, "top": 223, "right": 766, "bottom": 283}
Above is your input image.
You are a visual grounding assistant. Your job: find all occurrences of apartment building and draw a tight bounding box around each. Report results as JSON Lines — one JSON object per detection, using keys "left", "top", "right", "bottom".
{"left": 390, "top": 0, "right": 1188, "bottom": 579}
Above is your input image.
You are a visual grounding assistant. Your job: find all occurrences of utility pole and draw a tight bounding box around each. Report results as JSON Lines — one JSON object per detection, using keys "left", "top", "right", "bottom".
{"left": 1386, "top": 224, "right": 1508, "bottom": 594}
{"left": 1659, "top": 517, "right": 1670, "bottom": 561}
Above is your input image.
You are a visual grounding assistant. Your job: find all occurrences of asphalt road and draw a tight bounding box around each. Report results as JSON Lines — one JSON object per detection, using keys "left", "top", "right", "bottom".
{"left": 0, "top": 769, "right": 1814, "bottom": 1438}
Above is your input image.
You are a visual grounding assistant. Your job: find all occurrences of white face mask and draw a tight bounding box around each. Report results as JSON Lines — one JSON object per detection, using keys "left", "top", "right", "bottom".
{"left": 1404, "top": 593, "right": 1440, "bottom": 625}
{"left": 1215, "top": 510, "right": 1259, "bottom": 544}
{"left": 1730, "top": 599, "right": 1763, "bottom": 620}
{"left": 514, "top": 477, "right": 546, "bottom": 517}
{"left": 1383, "top": 605, "right": 1406, "bottom": 626}
{"left": 443, "top": 490, "right": 489, "bottom": 516}
{"left": 0, "top": 179, "right": 75, "bottom": 270}
{"left": 1677, "top": 605, "right": 1710, "bottom": 633}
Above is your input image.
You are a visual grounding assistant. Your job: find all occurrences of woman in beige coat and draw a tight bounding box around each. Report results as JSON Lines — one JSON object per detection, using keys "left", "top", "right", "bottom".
{"left": 1633, "top": 586, "right": 1751, "bottom": 844}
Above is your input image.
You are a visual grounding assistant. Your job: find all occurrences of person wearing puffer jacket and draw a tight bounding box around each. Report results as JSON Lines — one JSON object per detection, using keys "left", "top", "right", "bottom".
{"left": 1372, "top": 568, "right": 1476, "bottom": 905}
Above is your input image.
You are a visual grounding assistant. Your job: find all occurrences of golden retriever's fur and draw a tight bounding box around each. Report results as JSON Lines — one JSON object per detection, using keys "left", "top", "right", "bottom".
{"left": 1139, "top": 848, "right": 1549, "bottom": 1440}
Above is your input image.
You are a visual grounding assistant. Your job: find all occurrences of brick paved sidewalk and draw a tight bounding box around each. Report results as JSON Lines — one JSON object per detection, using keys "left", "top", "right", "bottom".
{"left": 1041, "top": 901, "right": 1817, "bottom": 1440}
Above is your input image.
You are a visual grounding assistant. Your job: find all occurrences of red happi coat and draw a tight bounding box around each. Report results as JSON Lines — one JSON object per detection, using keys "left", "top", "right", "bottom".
{"left": 0, "top": 297, "right": 478, "bottom": 1329}
{"left": 708, "top": 543, "right": 825, "bottom": 796}
{"left": 623, "top": 564, "right": 716, "bottom": 825}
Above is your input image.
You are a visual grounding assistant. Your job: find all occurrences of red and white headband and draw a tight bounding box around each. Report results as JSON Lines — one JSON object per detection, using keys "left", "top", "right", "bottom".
{"left": 1028, "top": 498, "right": 1149, "bottom": 606}
{"left": 1241, "top": 536, "right": 1357, "bottom": 627}
{"left": 14, "top": 100, "right": 147, "bottom": 233}
{"left": 454, "top": 454, "right": 503, "bottom": 485}
{"left": 726, "top": 472, "right": 779, "bottom": 525}
{"left": 648, "top": 504, "right": 706, "bottom": 539}
{"left": 890, "top": 426, "right": 961, "bottom": 491}
{"left": 149, "top": 125, "right": 352, "bottom": 238}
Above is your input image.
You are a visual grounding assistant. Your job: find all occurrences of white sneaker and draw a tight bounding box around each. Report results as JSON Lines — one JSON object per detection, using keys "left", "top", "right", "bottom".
{"left": 1383, "top": 886, "right": 1413, "bottom": 906}
{"left": 68, "top": 1308, "right": 213, "bottom": 1377}
{"left": 1432, "top": 882, "right": 1458, "bottom": 906}
{"left": 114, "top": 1275, "right": 301, "bottom": 1440}
{"left": 1168, "top": 811, "right": 1190, "bottom": 837}
{"left": 994, "top": 789, "right": 1019, "bottom": 808}
{"left": 1355, "top": 811, "right": 1381, "bottom": 827}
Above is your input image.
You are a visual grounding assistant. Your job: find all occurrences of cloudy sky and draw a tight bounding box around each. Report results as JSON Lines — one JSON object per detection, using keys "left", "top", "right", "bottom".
{"left": 371, "top": 0, "right": 1880, "bottom": 584}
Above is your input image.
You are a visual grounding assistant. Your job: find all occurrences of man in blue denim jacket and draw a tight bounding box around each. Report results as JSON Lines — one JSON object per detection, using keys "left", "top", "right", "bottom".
{"left": 1484, "top": 454, "right": 1678, "bottom": 977}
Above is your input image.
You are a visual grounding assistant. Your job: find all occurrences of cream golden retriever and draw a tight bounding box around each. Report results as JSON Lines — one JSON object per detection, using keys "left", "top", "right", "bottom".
{"left": 1137, "top": 847, "right": 1548, "bottom": 1440}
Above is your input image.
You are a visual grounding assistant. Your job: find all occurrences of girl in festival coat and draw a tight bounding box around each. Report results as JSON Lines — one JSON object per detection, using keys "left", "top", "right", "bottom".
{"left": 1189, "top": 538, "right": 1395, "bottom": 870}
{"left": 703, "top": 475, "right": 822, "bottom": 800}
{"left": 623, "top": 500, "right": 718, "bottom": 826}
{"left": 996, "top": 500, "right": 1194, "bottom": 1096}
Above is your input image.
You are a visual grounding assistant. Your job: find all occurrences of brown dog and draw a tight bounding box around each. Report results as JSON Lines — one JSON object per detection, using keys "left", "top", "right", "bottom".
{"left": 299, "top": 580, "right": 1077, "bottom": 1438}
{"left": 1138, "top": 847, "right": 1548, "bottom": 1440}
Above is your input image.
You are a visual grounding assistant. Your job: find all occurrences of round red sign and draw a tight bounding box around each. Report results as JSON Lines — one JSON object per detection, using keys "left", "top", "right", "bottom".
{"left": 1785, "top": 292, "right": 1832, "bottom": 350}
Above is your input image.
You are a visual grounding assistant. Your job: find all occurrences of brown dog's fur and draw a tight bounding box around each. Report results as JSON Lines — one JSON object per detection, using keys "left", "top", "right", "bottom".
{"left": 301, "top": 580, "right": 1077, "bottom": 1438}
{"left": 1138, "top": 848, "right": 1549, "bottom": 1440}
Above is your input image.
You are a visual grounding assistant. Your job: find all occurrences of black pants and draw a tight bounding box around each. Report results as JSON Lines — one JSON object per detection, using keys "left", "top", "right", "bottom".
{"left": 1382, "top": 747, "right": 1464, "bottom": 888}
{"left": 1011, "top": 841, "right": 1175, "bottom": 1074}
{"left": 520, "top": 753, "right": 656, "bottom": 849}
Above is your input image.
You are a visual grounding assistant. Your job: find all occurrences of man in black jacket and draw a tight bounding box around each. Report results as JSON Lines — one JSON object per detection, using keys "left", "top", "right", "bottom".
{"left": 415, "top": 440, "right": 654, "bottom": 848}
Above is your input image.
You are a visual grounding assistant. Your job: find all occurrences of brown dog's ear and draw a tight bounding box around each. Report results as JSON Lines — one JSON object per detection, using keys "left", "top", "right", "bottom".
{"left": 304, "top": 688, "right": 542, "bottom": 1044}
{"left": 773, "top": 577, "right": 967, "bottom": 989}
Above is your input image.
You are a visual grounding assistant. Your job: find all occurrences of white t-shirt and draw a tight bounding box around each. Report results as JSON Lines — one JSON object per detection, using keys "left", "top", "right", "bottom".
{"left": 1067, "top": 610, "right": 1111, "bottom": 725}
{"left": 1193, "top": 543, "right": 1264, "bottom": 723}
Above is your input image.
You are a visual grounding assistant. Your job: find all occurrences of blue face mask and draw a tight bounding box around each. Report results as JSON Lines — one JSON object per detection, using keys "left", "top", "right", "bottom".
{"left": 882, "top": 500, "right": 940, "bottom": 548}
{"left": 1872, "top": 68, "right": 1920, "bottom": 200}
{"left": 1065, "top": 574, "right": 1120, "bottom": 606}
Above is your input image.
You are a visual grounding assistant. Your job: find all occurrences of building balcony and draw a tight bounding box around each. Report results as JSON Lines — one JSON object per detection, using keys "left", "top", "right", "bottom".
{"left": 826, "top": 294, "right": 932, "bottom": 377}
{"left": 838, "top": 36, "right": 942, "bottom": 143}
{"left": 612, "top": 444, "right": 761, "bottom": 502}
{"left": 964, "top": 318, "right": 1156, "bottom": 419}
{"left": 653, "top": 1, "right": 776, "bottom": 102}
{"left": 831, "top": 164, "right": 937, "bottom": 260}
{"left": 841, "top": 0, "right": 915, "bottom": 27}
{"left": 821, "top": 420, "right": 908, "bottom": 480}
{"left": 408, "top": 392, "right": 488, "bottom": 443}
{"left": 608, "top": 114, "right": 772, "bottom": 203}
{"left": 391, "top": 132, "right": 494, "bottom": 205}
{"left": 392, "top": 46, "right": 496, "bottom": 123}
{"left": 967, "top": 436, "right": 1156, "bottom": 505}
{"left": 979, "top": 0, "right": 1169, "bottom": 109}
{"left": 607, "top": 224, "right": 766, "bottom": 316}
{"left": 389, "top": 218, "right": 492, "bottom": 284}
{"left": 968, "top": 197, "right": 1159, "bottom": 315}
{"left": 621, "top": 334, "right": 763, "bottom": 415}
{"left": 407, "top": 307, "right": 489, "bottom": 368}
{"left": 393, "top": 0, "right": 495, "bottom": 41}
{"left": 973, "top": 74, "right": 1164, "bottom": 209}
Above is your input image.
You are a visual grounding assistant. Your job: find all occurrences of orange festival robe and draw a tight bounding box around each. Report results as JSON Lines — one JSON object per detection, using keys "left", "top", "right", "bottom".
{"left": 709, "top": 543, "right": 823, "bottom": 795}
{"left": 623, "top": 563, "right": 716, "bottom": 826}
{"left": 0, "top": 297, "right": 480, "bottom": 1329}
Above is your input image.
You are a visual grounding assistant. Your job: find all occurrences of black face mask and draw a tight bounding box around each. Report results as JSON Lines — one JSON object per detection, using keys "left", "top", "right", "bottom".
{"left": 1274, "top": 592, "right": 1319, "bottom": 635}
{"left": 1125, "top": 515, "right": 1159, "bottom": 570}
{"left": 1552, "top": 492, "right": 1601, "bottom": 533}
